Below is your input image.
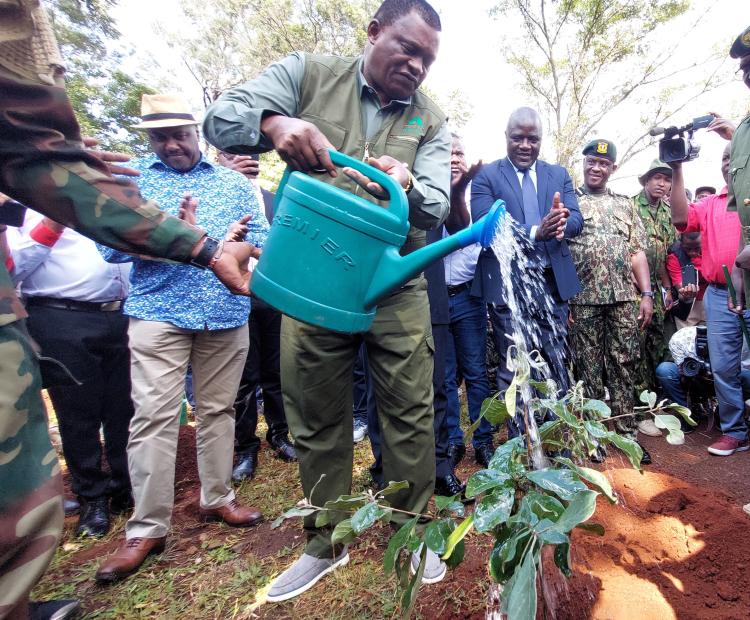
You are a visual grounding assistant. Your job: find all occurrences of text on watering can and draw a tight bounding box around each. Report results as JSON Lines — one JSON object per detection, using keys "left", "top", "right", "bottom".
{"left": 273, "top": 213, "right": 356, "bottom": 271}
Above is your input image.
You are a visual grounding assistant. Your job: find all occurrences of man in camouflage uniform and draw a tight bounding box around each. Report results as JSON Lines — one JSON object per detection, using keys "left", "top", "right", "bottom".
{"left": 569, "top": 140, "right": 654, "bottom": 464}
{"left": 633, "top": 159, "right": 676, "bottom": 394}
{"left": 0, "top": 3, "right": 255, "bottom": 617}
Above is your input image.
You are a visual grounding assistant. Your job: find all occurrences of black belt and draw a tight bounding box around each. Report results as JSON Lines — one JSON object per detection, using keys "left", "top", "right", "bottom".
{"left": 447, "top": 280, "right": 472, "bottom": 297}
{"left": 25, "top": 296, "right": 123, "bottom": 312}
{"left": 708, "top": 282, "right": 728, "bottom": 290}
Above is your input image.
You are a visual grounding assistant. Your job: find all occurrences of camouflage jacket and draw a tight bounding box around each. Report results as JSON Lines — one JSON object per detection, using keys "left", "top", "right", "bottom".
{"left": 633, "top": 190, "right": 676, "bottom": 294}
{"left": 569, "top": 188, "right": 647, "bottom": 305}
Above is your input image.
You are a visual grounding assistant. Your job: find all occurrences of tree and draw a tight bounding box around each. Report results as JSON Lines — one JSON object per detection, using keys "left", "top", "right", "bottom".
{"left": 49, "top": 0, "right": 154, "bottom": 154}
{"left": 491, "top": 0, "right": 730, "bottom": 172}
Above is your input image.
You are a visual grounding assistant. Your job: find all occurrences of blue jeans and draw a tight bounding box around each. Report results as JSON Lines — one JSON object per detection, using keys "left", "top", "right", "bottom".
{"left": 703, "top": 284, "right": 750, "bottom": 440}
{"left": 656, "top": 361, "right": 750, "bottom": 408}
{"left": 352, "top": 343, "right": 373, "bottom": 425}
{"left": 444, "top": 288, "right": 492, "bottom": 448}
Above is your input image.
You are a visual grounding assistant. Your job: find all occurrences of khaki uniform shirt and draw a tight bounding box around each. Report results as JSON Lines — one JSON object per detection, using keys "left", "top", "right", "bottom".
{"left": 570, "top": 188, "right": 646, "bottom": 305}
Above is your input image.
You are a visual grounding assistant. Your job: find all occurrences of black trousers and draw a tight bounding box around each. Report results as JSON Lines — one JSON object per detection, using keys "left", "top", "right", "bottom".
{"left": 25, "top": 304, "right": 133, "bottom": 500}
{"left": 368, "top": 322, "right": 452, "bottom": 484}
{"left": 234, "top": 296, "right": 289, "bottom": 452}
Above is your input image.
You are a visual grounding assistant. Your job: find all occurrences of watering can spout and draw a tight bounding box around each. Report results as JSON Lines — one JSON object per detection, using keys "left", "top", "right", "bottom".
{"left": 364, "top": 200, "right": 506, "bottom": 308}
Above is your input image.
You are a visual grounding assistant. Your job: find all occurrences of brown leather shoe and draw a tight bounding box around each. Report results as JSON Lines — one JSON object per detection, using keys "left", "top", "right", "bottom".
{"left": 95, "top": 536, "right": 166, "bottom": 584}
{"left": 199, "top": 499, "right": 263, "bottom": 527}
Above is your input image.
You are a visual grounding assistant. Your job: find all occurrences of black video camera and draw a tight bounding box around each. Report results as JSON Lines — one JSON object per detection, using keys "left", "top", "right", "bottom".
{"left": 681, "top": 325, "right": 711, "bottom": 378}
{"left": 649, "top": 115, "right": 715, "bottom": 164}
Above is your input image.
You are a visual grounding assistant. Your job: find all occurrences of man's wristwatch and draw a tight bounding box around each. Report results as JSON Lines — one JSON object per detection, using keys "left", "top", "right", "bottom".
{"left": 640, "top": 291, "right": 654, "bottom": 298}
{"left": 190, "top": 236, "right": 221, "bottom": 269}
{"left": 404, "top": 170, "right": 414, "bottom": 194}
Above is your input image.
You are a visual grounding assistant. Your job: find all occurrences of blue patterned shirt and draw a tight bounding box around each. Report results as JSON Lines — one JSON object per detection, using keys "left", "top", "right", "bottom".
{"left": 98, "top": 154, "right": 269, "bottom": 330}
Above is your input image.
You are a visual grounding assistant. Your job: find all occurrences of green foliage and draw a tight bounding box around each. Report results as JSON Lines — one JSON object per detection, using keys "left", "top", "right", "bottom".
{"left": 48, "top": 0, "right": 154, "bottom": 154}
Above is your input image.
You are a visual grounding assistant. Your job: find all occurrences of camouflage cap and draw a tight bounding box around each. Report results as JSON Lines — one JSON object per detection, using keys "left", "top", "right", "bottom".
{"left": 730, "top": 26, "right": 750, "bottom": 59}
{"left": 638, "top": 158, "right": 672, "bottom": 186}
{"left": 582, "top": 139, "right": 617, "bottom": 163}
{"left": 695, "top": 185, "right": 716, "bottom": 197}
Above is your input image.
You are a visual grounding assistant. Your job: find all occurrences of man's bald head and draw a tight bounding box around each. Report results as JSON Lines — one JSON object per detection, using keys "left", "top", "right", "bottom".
{"left": 505, "top": 107, "right": 543, "bottom": 169}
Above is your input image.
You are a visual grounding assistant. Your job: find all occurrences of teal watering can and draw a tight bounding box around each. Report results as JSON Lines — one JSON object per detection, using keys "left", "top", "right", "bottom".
{"left": 250, "top": 150, "right": 505, "bottom": 333}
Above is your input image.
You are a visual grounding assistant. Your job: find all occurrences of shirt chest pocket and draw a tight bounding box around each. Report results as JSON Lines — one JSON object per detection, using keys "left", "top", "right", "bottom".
{"left": 299, "top": 114, "right": 348, "bottom": 151}
{"left": 384, "top": 134, "right": 420, "bottom": 168}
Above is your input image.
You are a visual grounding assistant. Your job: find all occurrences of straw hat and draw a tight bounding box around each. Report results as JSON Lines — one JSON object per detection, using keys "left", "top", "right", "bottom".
{"left": 132, "top": 94, "right": 199, "bottom": 130}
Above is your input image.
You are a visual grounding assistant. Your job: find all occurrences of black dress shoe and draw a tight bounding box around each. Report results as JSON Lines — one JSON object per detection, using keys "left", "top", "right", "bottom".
{"left": 63, "top": 498, "right": 80, "bottom": 516}
{"left": 75, "top": 498, "right": 110, "bottom": 538}
{"left": 638, "top": 442, "right": 652, "bottom": 465}
{"left": 269, "top": 436, "right": 297, "bottom": 462}
{"left": 475, "top": 443, "right": 495, "bottom": 468}
{"left": 434, "top": 472, "right": 474, "bottom": 504}
{"left": 447, "top": 443, "right": 466, "bottom": 470}
{"left": 589, "top": 445, "right": 607, "bottom": 464}
{"left": 109, "top": 490, "right": 134, "bottom": 515}
{"left": 29, "top": 598, "right": 80, "bottom": 620}
{"left": 232, "top": 450, "right": 259, "bottom": 482}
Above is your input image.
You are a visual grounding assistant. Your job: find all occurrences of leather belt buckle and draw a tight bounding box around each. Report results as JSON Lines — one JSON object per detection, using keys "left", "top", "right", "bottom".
{"left": 100, "top": 301, "right": 122, "bottom": 312}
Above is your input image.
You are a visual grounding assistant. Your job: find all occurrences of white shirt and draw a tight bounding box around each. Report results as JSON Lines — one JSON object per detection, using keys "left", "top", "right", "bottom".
{"left": 8, "top": 210, "right": 130, "bottom": 302}
{"left": 443, "top": 187, "right": 480, "bottom": 285}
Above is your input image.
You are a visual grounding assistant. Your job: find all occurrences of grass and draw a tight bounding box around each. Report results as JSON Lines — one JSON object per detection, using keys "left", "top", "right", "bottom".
{"left": 34, "top": 394, "right": 482, "bottom": 619}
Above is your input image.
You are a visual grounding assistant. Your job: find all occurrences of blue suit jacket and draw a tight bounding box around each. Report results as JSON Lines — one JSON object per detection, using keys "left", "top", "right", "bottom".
{"left": 470, "top": 157, "right": 583, "bottom": 304}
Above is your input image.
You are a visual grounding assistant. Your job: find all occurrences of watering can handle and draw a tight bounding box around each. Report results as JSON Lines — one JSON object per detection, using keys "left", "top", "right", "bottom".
{"left": 274, "top": 149, "right": 409, "bottom": 224}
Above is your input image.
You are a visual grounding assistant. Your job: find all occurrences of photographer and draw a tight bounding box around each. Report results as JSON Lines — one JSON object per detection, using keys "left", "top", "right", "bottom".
{"left": 666, "top": 232, "right": 706, "bottom": 329}
{"left": 669, "top": 140, "right": 750, "bottom": 456}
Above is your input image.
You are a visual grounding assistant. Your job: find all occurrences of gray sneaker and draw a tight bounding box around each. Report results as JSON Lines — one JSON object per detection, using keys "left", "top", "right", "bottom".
{"left": 410, "top": 545, "right": 447, "bottom": 584}
{"left": 353, "top": 420, "right": 368, "bottom": 443}
{"left": 267, "top": 548, "right": 349, "bottom": 602}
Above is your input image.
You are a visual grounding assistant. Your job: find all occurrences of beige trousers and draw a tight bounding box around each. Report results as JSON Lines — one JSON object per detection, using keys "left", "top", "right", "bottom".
{"left": 125, "top": 318, "right": 249, "bottom": 539}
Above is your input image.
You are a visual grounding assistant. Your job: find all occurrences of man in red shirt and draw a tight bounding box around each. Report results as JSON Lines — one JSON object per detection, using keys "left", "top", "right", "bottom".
{"left": 665, "top": 232, "right": 706, "bottom": 328}
{"left": 669, "top": 141, "right": 750, "bottom": 456}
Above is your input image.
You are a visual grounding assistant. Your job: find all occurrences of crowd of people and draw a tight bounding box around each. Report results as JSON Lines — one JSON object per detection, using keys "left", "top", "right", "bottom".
{"left": 3, "top": 0, "right": 750, "bottom": 618}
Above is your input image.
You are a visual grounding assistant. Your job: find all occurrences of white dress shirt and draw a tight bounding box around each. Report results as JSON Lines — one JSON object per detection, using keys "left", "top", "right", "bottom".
{"left": 7, "top": 210, "right": 130, "bottom": 302}
{"left": 510, "top": 159, "right": 540, "bottom": 241}
{"left": 443, "top": 187, "right": 481, "bottom": 286}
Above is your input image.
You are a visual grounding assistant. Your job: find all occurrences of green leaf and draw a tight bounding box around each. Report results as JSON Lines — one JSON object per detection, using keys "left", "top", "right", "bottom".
{"left": 505, "top": 545, "right": 538, "bottom": 620}
{"left": 534, "top": 518, "right": 569, "bottom": 545}
{"left": 553, "top": 490, "right": 598, "bottom": 533}
{"left": 433, "top": 497, "right": 465, "bottom": 517}
{"left": 400, "top": 545, "right": 426, "bottom": 618}
{"left": 554, "top": 457, "right": 617, "bottom": 503}
{"left": 480, "top": 396, "right": 511, "bottom": 425}
{"left": 465, "top": 469, "right": 510, "bottom": 498}
{"left": 583, "top": 420, "right": 610, "bottom": 439}
{"left": 529, "top": 379, "right": 551, "bottom": 395}
{"left": 581, "top": 399, "right": 611, "bottom": 418}
{"left": 444, "top": 539, "right": 465, "bottom": 569}
{"left": 271, "top": 506, "right": 316, "bottom": 529}
{"left": 639, "top": 390, "right": 657, "bottom": 408}
{"left": 351, "top": 503, "right": 383, "bottom": 534}
{"left": 376, "top": 480, "right": 410, "bottom": 496}
{"left": 424, "top": 520, "right": 455, "bottom": 555}
{"left": 490, "top": 526, "right": 530, "bottom": 583}
{"left": 666, "top": 404, "right": 697, "bottom": 425}
{"left": 489, "top": 436, "right": 524, "bottom": 470}
{"left": 442, "top": 514, "right": 474, "bottom": 560}
{"left": 554, "top": 542, "right": 572, "bottom": 577}
{"left": 526, "top": 468, "right": 589, "bottom": 501}
{"left": 538, "top": 419, "right": 563, "bottom": 440}
{"left": 315, "top": 510, "right": 332, "bottom": 528}
{"left": 505, "top": 381, "right": 518, "bottom": 419}
{"left": 322, "top": 494, "right": 368, "bottom": 511}
{"left": 384, "top": 516, "right": 418, "bottom": 575}
{"left": 331, "top": 518, "right": 355, "bottom": 545}
{"left": 474, "top": 487, "right": 515, "bottom": 532}
{"left": 665, "top": 429, "right": 686, "bottom": 445}
{"left": 654, "top": 414, "right": 681, "bottom": 431}
{"left": 525, "top": 491, "right": 565, "bottom": 520}
{"left": 576, "top": 522, "right": 605, "bottom": 536}
{"left": 608, "top": 433, "right": 644, "bottom": 470}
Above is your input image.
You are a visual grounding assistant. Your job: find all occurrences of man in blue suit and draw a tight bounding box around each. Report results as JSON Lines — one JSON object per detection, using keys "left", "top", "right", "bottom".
{"left": 470, "top": 107, "right": 583, "bottom": 453}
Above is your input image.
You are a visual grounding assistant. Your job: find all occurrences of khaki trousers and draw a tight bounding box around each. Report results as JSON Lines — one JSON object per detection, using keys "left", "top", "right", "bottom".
{"left": 125, "top": 318, "right": 248, "bottom": 539}
{"left": 281, "top": 280, "right": 436, "bottom": 559}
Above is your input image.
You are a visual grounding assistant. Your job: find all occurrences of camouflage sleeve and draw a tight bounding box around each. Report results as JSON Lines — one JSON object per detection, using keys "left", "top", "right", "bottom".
{"left": 629, "top": 199, "right": 647, "bottom": 254}
{"left": 0, "top": 69, "right": 203, "bottom": 262}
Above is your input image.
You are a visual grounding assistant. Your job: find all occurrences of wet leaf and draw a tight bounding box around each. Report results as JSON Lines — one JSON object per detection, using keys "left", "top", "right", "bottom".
{"left": 554, "top": 457, "right": 617, "bottom": 503}
{"left": 505, "top": 381, "right": 518, "bottom": 419}
{"left": 400, "top": 545, "right": 426, "bottom": 617}
{"left": 553, "top": 490, "right": 598, "bottom": 533}
{"left": 491, "top": 526, "right": 530, "bottom": 583}
{"left": 666, "top": 404, "right": 697, "bottom": 425}
{"left": 481, "top": 396, "right": 511, "bottom": 425}
{"left": 351, "top": 503, "right": 383, "bottom": 534}
{"left": 445, "top": 539, "right": 465, "bottom": 569}
{"left": 376, "top": 480, "right": 410, "bottom": 497}
{"left": 576, "top": 522, "right": 605, "bottom": 536}
{"left": 442, "top": 514, "right": 474, "bottom": 560}
{"left": 639, "top": 390, "right": 657, "bottom": 408}
{"left": 424, "top": 520, "right": 455, "bottom": 555}
{"left": 581, "top": 399, "right": 611, "bottom": 419}
{"left": 506, "top": 545, "right": 538, "bottom": 620}
{"left": 466, "top": 469, "right": 511, "bottom": 498}
{"left": 534, "top": 518, "right": 569, "bottom": 545}
{"left": 525, "top": 468, "right": 589, "bottom": 501}
{"left": 315, "top": 510, "right": 331, "bottom": 528}
{"left": 529, "top": 379, "right": 551, "bottom": 395}
{"left": 654, "top": 414, "right": 681, "bottom": 430}
{"left": 554, "top": 542, "right": 572, "bottom": 577}
{"left": 384, "top": 516, "right": 418, "bottom": 575}
{"left": 666, "top": 429, "right": 686, "bottom": 445}
{"left": 489, "top": 436, "right": 524, "bottom": 470}
{"left": 322, "top": 494, "right": 368, "bottom": 511}
{"left": 608, "top": 433, "right": 644, "bottom": 470}
{"left": 474, "top": 487, "right": 515, "bottom": 532}
{"left": 583, "top": 419, "right": 610, "bottom": 439}
{"left": 525, "top": 491, "right": 565, "bottom": 520}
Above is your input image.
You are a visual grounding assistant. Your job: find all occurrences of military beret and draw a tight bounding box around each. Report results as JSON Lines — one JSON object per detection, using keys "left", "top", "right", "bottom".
{"left": 730, "top": 25, "right": 750, "bottom": 59}
{"left": 582, "top": 139, "right": 617, "bottom": 163}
